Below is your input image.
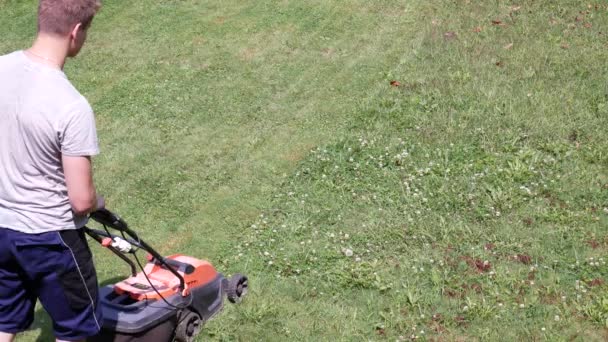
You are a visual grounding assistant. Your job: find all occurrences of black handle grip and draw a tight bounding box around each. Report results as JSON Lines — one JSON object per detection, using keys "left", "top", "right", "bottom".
{"left": 154, "top": 258, "right": 195, "bottom": 275}
{"left": 90, "top": 209, "right": 129, "bottom": 231}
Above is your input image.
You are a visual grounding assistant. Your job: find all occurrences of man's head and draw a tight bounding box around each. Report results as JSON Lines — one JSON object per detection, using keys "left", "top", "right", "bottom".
{"left": 37, "top": 0, "right": 101, "bottom": 57}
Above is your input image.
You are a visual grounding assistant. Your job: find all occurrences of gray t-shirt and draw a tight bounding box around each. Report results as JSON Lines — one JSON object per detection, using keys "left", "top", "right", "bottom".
{"left": 0, "top": 51, "right": 99, "bottom": 233}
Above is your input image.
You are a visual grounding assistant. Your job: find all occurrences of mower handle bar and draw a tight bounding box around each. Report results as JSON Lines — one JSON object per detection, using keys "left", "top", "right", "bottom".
{"left": 84, "top": 227, "right": 138, "bottom": 277}
{"left": 88, "top": 209, "right": 192, "bottom": 291}
{"left": 84, "top": 227, "right": 195, "bottom": 274}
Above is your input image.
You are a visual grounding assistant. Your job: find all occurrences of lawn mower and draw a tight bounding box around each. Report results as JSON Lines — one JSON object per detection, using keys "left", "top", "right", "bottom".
{"left": 85, "top": 209, "right": 248, "bottom": 342}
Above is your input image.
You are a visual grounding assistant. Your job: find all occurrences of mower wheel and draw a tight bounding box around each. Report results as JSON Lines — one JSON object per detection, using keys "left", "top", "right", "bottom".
{"left": 174, "top": 310, "right": 202, "bottom": 342}
{"left": 226, "top": 273, "right": 248, "bottom": 303}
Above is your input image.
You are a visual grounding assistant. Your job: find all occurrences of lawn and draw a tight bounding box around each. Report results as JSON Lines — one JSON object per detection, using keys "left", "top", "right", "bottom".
{"left": 1, "top": 0, "right": 607, "bottom": 341}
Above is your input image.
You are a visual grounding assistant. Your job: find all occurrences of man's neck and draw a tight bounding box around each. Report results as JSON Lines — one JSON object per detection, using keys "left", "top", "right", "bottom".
{"left": 27, "top": 33, "right": 69, "bottom": 70}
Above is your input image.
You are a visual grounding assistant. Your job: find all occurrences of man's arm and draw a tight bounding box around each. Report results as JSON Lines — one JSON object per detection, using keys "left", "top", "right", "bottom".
{"left": 62, "top": 155, "right": 102, "bottom": 215}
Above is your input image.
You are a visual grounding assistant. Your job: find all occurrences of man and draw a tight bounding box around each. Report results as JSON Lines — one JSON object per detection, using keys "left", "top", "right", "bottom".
{"left": 0, "top": 1, "right": 105, "bottom": 341}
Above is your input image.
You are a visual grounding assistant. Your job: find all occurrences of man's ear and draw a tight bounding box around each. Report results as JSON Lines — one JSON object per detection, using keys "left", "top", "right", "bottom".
{"left": 70, "top": 22, "right": 83, "bottom": 39}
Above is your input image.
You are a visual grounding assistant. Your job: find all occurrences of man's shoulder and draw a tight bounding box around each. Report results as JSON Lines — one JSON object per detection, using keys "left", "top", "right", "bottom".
{"left": 0, "top": 50, "right": 21, "bottom": 59}
{"left": 34, "top": 69, "right": 89, "bottom": 112}
{"left": 0, "top": 50, "right": 23, "bottom": 68}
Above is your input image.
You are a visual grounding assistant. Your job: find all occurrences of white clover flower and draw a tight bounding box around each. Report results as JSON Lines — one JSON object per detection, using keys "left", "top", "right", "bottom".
{"left": 519, "top": 303, "right": 525, "bottom": 308}
{"left": 268, "top": 261, "right": 273, "bottom": 265}
{"left": 554, "top": 315, "right": 560, "bottom": 321}
{"left": 342, "top": 248, "right": 354, "bottom": 257}
{"left": 541, "top": 327, "right": 546, "bottom": 332}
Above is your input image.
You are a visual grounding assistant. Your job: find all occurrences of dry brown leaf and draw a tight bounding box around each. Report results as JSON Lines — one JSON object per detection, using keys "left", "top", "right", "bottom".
{"left": 473, "top": 26, "right": 483, "bottom": 33}
{"left": 491, "top": 19, "right": 503, "bottom": 25}
{"left": 586, "top": 279, "right": 604, "bottom": 287}
{"left": 503, "top": 43, "right": 514, "bottom": 50}
{"left": 584, "top": 22, "right": 592, "bottom": 28}
{"left": 575, "top": 15, "right": 584, "bottom": 22}
{"left": 390, "top": 80, "right": 401, "bottom": 87}
{"left": 515, "top": 254, "right": 532, "bottom": 265}
{"left": 444, "top": 31, "right": 458, "bottom": 40}
{"left": 495, "top": 61, "right": 504, "bottom": 67}
{"left": 560, "top": 43, "right": 570, "bottom": 49}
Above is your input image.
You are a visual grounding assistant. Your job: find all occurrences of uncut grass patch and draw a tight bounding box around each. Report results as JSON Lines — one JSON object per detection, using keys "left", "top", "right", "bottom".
{"left": 213, "top": 1, "right": 608, "bottom": 341}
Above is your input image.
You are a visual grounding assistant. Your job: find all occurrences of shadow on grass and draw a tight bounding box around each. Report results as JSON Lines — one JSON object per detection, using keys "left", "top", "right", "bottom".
{"left": 28, "top": 276, "right": 125, "bottom": 341}
{"left": 28, "top": 309, "right": 53, "bottom": 342}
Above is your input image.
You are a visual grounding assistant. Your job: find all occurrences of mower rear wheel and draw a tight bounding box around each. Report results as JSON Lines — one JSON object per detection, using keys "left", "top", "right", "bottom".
{"left": 226, "top": 273, "right": 248, "bottom": 303}
{"left": 174, "top": 310, "right": 202, "bottom": 342}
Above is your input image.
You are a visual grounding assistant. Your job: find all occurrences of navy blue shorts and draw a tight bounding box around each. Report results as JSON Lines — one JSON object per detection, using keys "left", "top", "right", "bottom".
{"left": 0, "top": 227, "right": 102, "bottom": 340}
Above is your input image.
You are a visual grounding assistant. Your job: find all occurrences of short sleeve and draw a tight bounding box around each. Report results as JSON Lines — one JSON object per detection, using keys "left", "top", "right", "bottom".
{"left": 59, "top": 98, "right": 100, "bottom": 157}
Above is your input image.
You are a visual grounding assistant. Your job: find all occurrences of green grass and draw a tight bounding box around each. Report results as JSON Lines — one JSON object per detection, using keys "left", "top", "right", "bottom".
{"left": 1, "top": 0, "right": 607, "bottom": 341}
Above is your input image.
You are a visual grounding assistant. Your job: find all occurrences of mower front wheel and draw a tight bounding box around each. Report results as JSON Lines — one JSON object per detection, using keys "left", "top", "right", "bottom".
{"left": 226, "top": 273, "right": 248, "bottom": 303}
{"left": 174, "top": 310, "right": 202, "bottom": 342}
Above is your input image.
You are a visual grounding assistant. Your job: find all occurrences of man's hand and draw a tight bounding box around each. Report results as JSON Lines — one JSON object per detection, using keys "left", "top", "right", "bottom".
{"left": 62, "top": 155, "right": 98, "bottom": 215}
